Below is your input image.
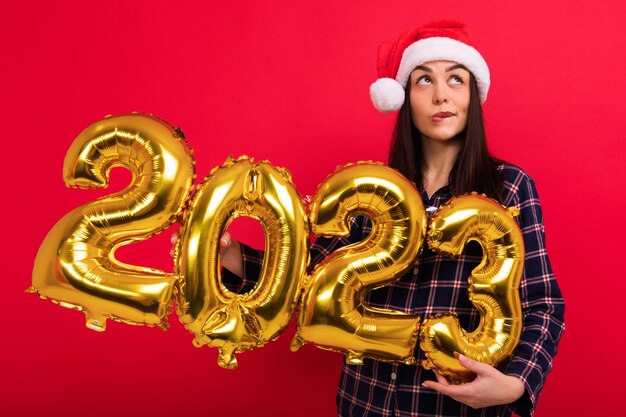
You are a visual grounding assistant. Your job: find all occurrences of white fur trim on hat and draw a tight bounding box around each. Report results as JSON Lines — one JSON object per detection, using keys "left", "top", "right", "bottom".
{"left": 370, "top": 77, "right": 406, "bottom": 113}
{"left": 396, "top": 37, "right": 490, "bottom": 103}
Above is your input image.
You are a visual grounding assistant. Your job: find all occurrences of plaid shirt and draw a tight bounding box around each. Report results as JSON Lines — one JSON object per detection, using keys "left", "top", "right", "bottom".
{"left": 223, "top": 163, "right": 565, "bottom": 417}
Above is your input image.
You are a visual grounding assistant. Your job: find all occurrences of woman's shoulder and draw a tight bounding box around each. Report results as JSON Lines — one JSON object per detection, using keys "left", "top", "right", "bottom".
{"left": 494, "top": 159, "right": 534, "bottom": 183}
{"left": 493, "top": 159, "right": 538, "bottom": 206}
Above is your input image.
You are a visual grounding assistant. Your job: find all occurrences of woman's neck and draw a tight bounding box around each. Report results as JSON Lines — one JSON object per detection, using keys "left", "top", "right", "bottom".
{"left": 420, "top": 136, "right": 461, "bottom": 197}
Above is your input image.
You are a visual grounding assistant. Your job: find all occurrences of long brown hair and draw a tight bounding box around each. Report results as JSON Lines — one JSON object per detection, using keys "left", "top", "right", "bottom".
{"left": 387, "top": 74, "right": 502, "bottom": 202}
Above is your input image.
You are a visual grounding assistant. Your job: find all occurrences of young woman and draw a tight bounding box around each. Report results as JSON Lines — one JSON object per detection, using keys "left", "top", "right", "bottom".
{"left": 215, "top": 20, "right": 565, "bottom": 417}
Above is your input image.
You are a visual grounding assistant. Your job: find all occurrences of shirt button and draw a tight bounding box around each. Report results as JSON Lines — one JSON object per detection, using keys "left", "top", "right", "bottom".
{"left": 390, "top": 372, "right": 397, "bottom": 380}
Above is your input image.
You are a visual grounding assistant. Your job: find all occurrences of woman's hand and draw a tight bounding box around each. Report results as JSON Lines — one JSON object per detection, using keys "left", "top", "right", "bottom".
{"left": 422, "top": 354, "right": 525, "bottom": 409}
{"left": 170, "top": 230, "right": 235, "bottom": 255}
{"left": 170, "top": 230, "right": 244, "bottom": 278}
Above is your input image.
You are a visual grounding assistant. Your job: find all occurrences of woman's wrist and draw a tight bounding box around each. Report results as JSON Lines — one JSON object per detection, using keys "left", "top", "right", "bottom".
{"left": 503, "top": 374, "right": 525, "bottom": 403}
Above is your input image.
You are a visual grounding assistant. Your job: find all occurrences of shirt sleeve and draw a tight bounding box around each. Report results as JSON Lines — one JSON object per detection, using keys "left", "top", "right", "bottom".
{"left": 307, "top": 216, "right": 372, "bottom": 274}
{"left": 229, "top": 216, "right": 371, "bottom": 289}
{"left": 503, "top": 174, "right": 566, "bottom": 417}
{"left": 221, "top": 243, "right": 265, "bottom": 293}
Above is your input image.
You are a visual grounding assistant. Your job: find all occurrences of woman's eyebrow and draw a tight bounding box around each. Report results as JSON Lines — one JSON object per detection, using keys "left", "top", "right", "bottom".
{"left": 414, "top": 64, "right": 469, "bottom": 73}
{"left": 446, "top": 63, "right": 469, "bottom": 72}
{"left": 414, "top": 65, "right": 432, "bottom": 72}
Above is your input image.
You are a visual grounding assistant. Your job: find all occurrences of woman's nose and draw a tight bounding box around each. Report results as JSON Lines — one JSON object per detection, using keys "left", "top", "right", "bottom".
{"left": 433, "top": 84, "right": 448, "bottom": 104}
{"left": 433, "top": 96, "right": 448, "bottom": 104}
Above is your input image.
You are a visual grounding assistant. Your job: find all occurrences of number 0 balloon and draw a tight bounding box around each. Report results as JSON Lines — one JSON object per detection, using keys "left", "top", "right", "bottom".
{"left": 175, "top": 156, "right": 309, "bottom": 368}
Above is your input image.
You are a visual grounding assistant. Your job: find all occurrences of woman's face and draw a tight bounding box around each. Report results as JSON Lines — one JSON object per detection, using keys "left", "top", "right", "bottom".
{"left": 409, "top": 60, "right": 471, "bottom": 142}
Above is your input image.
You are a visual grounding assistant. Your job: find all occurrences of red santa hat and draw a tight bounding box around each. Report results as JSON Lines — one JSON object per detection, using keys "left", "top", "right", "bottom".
{"left": 370, "top": 20, "right": 490, "bottom": 113}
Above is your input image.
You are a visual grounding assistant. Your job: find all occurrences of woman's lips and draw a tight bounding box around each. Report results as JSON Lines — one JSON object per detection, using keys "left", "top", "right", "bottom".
{"left": 432, "top": 111, "right": 454, "bottom": 122}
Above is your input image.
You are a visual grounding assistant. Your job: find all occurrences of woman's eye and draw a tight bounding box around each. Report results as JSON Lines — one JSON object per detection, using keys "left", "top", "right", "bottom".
{"left": 416, "top": 76, "right": 431, "bottom": 85}
{"left": 449, "top": 75, "right": 464, "bottom": 85}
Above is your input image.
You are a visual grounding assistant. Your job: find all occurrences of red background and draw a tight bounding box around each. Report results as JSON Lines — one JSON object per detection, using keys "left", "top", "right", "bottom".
{"left": 3, "top": 1, "right": 625, "bottom": 416}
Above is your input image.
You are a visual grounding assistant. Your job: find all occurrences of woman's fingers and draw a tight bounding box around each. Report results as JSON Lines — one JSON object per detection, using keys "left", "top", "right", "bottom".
{"left": 170, "top": 231, "right": 179, "bottom": 258}
{"left": 171, "top": 230, "right": 232, "bottom": 257}
{"left": 458, "top": 354, "right": 494, "bottom": 377}
{"left": 219, "top": 231, "right": 232, "bottom": 255}
{"left": 433, "top": 370, "right": 451, "bottom": 385}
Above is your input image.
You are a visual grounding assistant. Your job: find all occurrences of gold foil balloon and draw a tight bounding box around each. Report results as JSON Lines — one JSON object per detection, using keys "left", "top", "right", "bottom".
{"left": 29, "top": 113, "right": 196, "bottom": 331}
{"left": 175, "top": 156, "right": 309, "bottom": 369}
{"left": 419, "top": 193, "right": 524, "bottom": 383}
{"left": 291, "top": 162, "right": 426, "bottom": 364}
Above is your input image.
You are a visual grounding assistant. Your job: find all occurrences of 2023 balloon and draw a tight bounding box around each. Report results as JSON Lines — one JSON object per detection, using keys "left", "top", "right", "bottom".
{"left": 30, "top": 115, "right": 524, "bottom": 380}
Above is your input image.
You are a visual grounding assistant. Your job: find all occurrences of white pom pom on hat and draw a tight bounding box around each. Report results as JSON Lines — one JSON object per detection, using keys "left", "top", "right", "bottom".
{"left": 370, "top": 20, "right": 490, "bottom": 113}
{"left": 370, "top": 78, "right": 406, "bottom": 113}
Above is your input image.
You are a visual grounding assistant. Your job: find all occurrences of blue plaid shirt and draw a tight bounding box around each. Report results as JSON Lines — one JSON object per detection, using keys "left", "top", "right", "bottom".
{"left": 223, "top": 162, "right": 565, "bottom": 417}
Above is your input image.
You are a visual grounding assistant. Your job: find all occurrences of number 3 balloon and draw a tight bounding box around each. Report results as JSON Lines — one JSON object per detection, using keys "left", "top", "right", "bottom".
{"left": 419, "top": 193, "right": 524, "bottom": 383}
